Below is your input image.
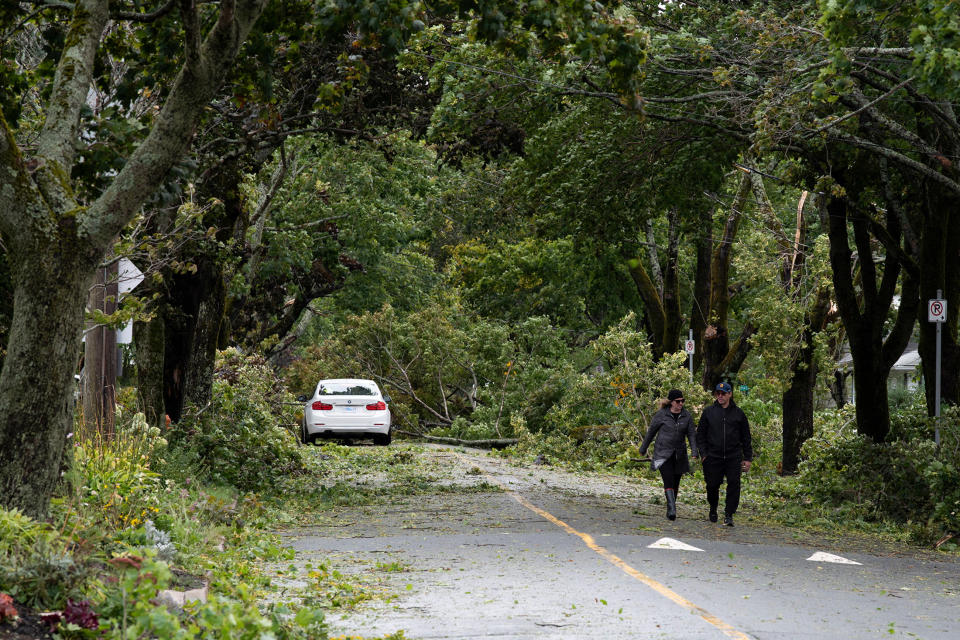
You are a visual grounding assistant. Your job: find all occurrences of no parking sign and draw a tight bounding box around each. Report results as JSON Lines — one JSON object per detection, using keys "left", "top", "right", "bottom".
{"left": 929, "top": 298, "right": 947, "bottom": 323}
{"left": 930, "top": 294, "right": 947, "bottom": 447}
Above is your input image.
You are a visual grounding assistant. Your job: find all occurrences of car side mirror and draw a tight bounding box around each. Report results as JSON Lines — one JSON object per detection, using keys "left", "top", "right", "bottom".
{"left": 297, "top": 395, "right": 307, "bottom": 402}
{"left": 383, "top": 395, "right": 391, "bottom": 403}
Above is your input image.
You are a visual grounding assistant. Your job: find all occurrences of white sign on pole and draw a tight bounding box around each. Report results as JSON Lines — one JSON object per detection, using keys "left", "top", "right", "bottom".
{"left": 118, "top": 258, "right": 144, "bottom": 295}
{"left": 684, "top": 339, "right": 696, "bottom": 354}
{"left": 115, "top": 258, "right": 144, "bottom": 344}
{"left": 117, "top": 322, "right": 133, "bottom": 344}
{"left": 928, "top": 299, "right": 947, "bottom": 323}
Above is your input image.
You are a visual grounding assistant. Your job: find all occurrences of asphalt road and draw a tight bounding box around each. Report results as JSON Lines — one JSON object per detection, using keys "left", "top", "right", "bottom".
{"left": 279, "top": 445, "right": 959, "bottom": 640}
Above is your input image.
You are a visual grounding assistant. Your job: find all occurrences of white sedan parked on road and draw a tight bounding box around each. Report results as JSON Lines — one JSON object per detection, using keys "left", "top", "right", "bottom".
{"left": 300, "top": 379, "right": 392, "bottom": 445}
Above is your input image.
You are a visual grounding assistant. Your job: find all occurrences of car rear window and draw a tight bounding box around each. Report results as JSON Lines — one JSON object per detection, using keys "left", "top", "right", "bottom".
{"left": 318, "top": 382, "right": 376, "bottom": 396}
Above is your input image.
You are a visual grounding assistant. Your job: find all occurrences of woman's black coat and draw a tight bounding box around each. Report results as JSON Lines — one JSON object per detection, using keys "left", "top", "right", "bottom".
{"left": 639, "top": 406, "right": 699, "bottom": 473}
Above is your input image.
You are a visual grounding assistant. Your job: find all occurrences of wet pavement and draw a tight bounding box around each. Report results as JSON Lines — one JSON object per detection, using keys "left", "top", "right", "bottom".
{"left": 276, "top": 445, "right": 960, "bottom": 639}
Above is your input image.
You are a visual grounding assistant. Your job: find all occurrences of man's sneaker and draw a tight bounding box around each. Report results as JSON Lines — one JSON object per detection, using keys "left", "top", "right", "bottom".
{"left": 723, "top": 515, "right": 734, "bottom": 527}
{"left": 709, "top": 511, "right": 718, "bottom": 523}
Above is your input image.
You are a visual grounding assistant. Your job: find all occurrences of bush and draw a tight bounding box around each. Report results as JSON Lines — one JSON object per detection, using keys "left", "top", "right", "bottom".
{"left": 170, "top": 349, "right": 306, "bottom": 492}
{"left": 65, "top": 412, "right": 167, "bottom": 532}
{"left": 797, "top": 403, "right": 960, "bottom": 542}
{"left": 0, "top": 509, "right": 90, "bottom": 609}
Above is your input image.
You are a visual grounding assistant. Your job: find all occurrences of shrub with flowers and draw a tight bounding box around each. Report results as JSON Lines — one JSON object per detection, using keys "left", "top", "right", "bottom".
{"left": 66, "top": 411, "right": 166, "bottom": 532}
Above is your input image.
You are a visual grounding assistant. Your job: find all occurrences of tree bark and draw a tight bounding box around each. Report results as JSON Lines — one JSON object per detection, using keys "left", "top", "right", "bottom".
{"left": 0, "top": 251, "right": 92, "bottom": 516}
{"left": 781, "top": 342, "right": 816, "bottom": 475}
{"left": 626, "top": 212, "right": 682, "bottom": 361}
{"left": 702, "top": 169, "right": 752, "bottom": 389}
{"left": 689, "top": 210, "right": 713, "bottom": 374}
{"left": 781, "top": 287, "right": 831, "bottom": 474}
{"left": 825, "top": 194, "right": 918, "bottom": 442}
{"left": 134, "top": 316, "right": 167, "bottom": 427}
{"left": 394, "top": 429, "right": 518, "bottom": 449}
{"left": 0, "top": 0, "right": 270, "bottom": 516}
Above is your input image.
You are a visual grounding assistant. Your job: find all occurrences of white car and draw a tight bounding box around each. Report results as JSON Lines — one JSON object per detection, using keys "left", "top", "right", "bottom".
{"left": 301, "top": 378, "right": 392, "bottom": 445}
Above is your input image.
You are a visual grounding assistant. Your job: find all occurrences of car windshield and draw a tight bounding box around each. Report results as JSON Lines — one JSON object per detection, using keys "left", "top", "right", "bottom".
{"left": 319, "top": 382, "right": 376, "bottom": 396}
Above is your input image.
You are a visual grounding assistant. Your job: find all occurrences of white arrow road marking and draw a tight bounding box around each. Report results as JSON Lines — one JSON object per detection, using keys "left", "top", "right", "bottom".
{"left": 807, "top": 551, "right": 861, "bottom": 565}
{"left": 459, "top": 453, "right": 753, "bottom": 640}
{"left": 648, "top": 537, "right": 704, "bottom": 551}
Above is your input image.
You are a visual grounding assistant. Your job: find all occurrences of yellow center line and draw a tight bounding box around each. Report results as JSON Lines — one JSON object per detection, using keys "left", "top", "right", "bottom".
{"left": 462, "top": 454, "right": 753, "bottom": 640}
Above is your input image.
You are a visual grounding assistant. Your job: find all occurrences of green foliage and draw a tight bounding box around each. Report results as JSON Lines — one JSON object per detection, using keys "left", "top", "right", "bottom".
{"left": 90, "top": 552, "right": 328, "bottom": 639}
{"left": 0, "top": 508, "right": 89, "bottom": 609}
{"left": 544, "top": 314, "right": 705, "bottom": 443}
{"left": 66, "top": 412, "right": 168, "bottom": 532}
{"left": 448, "top": 236, "right": 619, "bottom": 332}
{"left": 289, "top": 299, "right": 575, "bottom": 438}
{"left": 818, "top": 0, "right": 960, "bottom": 100}
{"left": 171, "top": 349, "right": 306, "bottom": 492}
{"left": 797, "top": 403, "right": 960, "bottom": 541}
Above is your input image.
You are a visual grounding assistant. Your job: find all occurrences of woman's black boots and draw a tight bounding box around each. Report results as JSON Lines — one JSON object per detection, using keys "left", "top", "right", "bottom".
{"left": 665, "top": 488, "right": 677, "bottom": 520}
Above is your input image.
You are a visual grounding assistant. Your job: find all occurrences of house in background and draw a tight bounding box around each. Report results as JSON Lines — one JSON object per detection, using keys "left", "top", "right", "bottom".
{"left": 832, "top": 341, "right": 922, "bottom": 406}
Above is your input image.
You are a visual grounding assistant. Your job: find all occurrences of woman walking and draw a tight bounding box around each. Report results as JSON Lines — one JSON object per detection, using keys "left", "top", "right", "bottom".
{"left": 639, "top": 389, "right": 699, "bottom": 520}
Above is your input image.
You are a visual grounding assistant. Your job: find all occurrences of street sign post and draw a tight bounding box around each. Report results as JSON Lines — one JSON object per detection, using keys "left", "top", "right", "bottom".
{"left": 929, "top": 293, "right": 947, "bottom": 447}
{"left": 685, "top": 331, "right": 695, "bottom": 383}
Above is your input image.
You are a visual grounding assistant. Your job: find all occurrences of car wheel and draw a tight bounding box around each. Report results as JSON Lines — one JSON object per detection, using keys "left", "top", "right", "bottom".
{"left": 373, "top": 431, "right": 391, "bottom": 446}
{"left": 301, "top": 422, "right": 313, "bottom": 445}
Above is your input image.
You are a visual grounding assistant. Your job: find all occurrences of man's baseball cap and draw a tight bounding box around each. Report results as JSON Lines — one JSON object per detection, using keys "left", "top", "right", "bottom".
{"left": 715, "top": 382, "right": 732, "bottom": 393}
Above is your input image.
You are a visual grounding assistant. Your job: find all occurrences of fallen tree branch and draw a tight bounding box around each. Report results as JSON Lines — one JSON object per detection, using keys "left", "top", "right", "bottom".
{"left": 395, "top": 429, "right": 518, "bottom": 449}
{"left": 934, "top": 533, "right": 956, "bottom": 549}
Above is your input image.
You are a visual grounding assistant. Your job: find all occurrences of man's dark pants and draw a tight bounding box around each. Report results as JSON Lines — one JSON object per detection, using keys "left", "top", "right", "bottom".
{"left": 703, "top": 456, "right": 742, "bottom": 516}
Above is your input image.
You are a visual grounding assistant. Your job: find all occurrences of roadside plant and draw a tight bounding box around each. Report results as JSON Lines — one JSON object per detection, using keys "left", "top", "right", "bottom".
{"left": 0, "top": 508, "right": 89, "bottom": 609}
{"left": 171, "top": 349, "right": 306, "bottom": 492}
{"left": 797, "top": 402, "right": 960, "bottom": 542}
{"left": 66, "top": 412, "right": 166, "bottom": 533}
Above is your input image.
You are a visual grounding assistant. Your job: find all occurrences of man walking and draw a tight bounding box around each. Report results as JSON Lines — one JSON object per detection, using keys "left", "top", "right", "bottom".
{"left": 696, "top": 382, "right": 753, "bottom": 526}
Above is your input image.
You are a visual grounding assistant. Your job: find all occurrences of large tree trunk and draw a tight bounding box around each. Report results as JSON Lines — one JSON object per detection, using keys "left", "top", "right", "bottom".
{"left": 626, "top": 212, "right": 683, "bottom": 360}
{"left": 825, "top": 194, "right": 918, "bottom": 442}
{"left": 134, "top": 316, "right": 166, "bottom": 427}
{"left": 161, "top": 260, "right": 227, "bottom": 421}
{"left": 0, "top": 0, "right": 269, "bottom": 516}
{"left": 781, "top": 287, "right": 831, "bottom": 474}
{"left": 701, "top": 169, "right": 752, "bottom": 389}
{"left": 0, "top": 256, "right": 92, "bottom": 517}
{"left": 689, "top": 211, "right": 713, "bottom": 374}
{"left": 781, "top": 346, "right": 816, "bottom": 475}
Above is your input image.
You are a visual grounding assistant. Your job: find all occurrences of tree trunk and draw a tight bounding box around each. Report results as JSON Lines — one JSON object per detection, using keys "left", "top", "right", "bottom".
{"left": 661, "top": 209, "right": 682, "bottom": 356}
{"left": 701, "top": 169, "right": 752, "bottom": 390}
{"left": 824, "top": 194, "right": 917, "bottom": 442}
{"left": 0, "top": 256, "right": 91, "bottom": 517}
{"left": 162, "top": 260, "right": 227, "bottom": 421}
{"left": 830, "top": 370, "right": 848, "bottom": 407}
{"left": 134, "top": 316, "right": 166, "bottom": 427}
{"left": 781, "top": 348, "right": 816, "bottom": 475}
{"left": 689, "top": 211, "right": 713, "bottom": 374}
{"left": 0, "top": 0, "right": 270, "bottom": 517}
{"left": 781, "top": 286, "right": 831, "bottom": 475}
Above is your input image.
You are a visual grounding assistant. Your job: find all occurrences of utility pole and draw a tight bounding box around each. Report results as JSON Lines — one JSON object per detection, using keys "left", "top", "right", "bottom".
{"left": 83, "top": 260, "right": 119, "bottom": 439}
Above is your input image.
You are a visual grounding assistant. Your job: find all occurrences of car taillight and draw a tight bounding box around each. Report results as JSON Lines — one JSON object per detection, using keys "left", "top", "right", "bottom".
{"left": 312, "top": 401, "right": 333, "bottom": 410}
{"left": 366, "top": 401, "right": 386, "bottom": 411}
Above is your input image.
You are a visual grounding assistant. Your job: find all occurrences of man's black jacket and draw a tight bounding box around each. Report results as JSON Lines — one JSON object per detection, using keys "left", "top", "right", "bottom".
{"left": 696, "top": 400, "right": 753, "bottom": 461}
